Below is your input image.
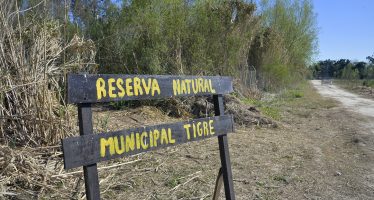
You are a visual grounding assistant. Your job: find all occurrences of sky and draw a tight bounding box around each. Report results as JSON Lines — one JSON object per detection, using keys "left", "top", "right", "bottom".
{"left": 313, "top": 0, "right": 374, "bottom": 62}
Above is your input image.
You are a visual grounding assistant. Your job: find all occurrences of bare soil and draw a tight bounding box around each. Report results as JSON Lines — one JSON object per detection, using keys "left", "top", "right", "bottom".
{"left": 2, "top": 82, "right": 374, "bottom": 199}
{"left": 311, "top": 80, "right": 374, "bottom": 118}
{"left": 234, "top": 82, "right": 374, "bottom": 200}
{"left": 334, "top": 80, "right": 374, "bottom": 100}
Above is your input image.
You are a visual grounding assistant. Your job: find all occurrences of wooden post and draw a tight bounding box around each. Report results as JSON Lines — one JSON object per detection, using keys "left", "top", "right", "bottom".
{"left": 213, "top": 94, "right": 235, "bottom": 200}
{"left": 78, "top": 103, "right": 100, "bottom": 200}
{"left": 212, "top": 168, "right": 223, "bottom": 200}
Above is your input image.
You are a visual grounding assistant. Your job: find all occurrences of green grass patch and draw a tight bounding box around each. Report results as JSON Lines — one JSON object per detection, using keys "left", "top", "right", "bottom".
{"left": 273, "top": 175, "right": 288, "bottom": 184}
{"left": 335, "top": 79, "right": 374, "bottom": 89}
{"left": 281, "top": 89, "right": 304, "bottom": 99}
{"left": 165, "top": 174, "right": 183, "bottom": 188}
{"left": 241, "top": 97, "right": 262, "bottom": 107}
{"left": 260, "top": 106, "right": 281, "bottom": 120}
{"left": 256, "top": 181, "right": 266, "bottom": 187}
{"left": 239, "top": 81, "right": 332, "bottom": 121}
{"left": 363, "top": 80, "right": 374, "bottom": 88}
{"left": 290, "top": 90, "right": 304, "bottom": 98}
{"left": 242, "top": 97, "right": 281, "bottom": 120}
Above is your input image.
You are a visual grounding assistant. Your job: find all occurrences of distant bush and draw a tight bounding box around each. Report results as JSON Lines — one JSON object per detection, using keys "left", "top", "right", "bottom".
{"left": 363, "top": 80, "right": 374, "bottom": 88}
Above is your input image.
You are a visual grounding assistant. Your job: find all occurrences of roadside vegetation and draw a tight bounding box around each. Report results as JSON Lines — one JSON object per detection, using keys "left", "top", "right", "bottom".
{"left": 1, "top": 0, "right": 318, "bottom": 146}
{"left": 310, "top": 55, "right": 374, "bottom": 98}
{"left": 0, "top": 0, "right": 319, "bottom": 198}
{"left": 310, "top": 54, "right": 374, "bottom": 84}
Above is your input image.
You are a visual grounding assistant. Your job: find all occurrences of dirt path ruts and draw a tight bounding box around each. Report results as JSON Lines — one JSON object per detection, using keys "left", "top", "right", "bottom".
{"left": 311, "top": 80, "right": 374, "bottom": 118}
{"left": 226, "top": 82, "right": 374, "bottom": 199}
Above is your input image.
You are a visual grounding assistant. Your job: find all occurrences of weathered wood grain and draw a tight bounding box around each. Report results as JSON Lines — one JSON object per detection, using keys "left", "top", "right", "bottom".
{"left": 63, "top": 115, "right": 234, "bottom": 169}
{"left": 214, "top": 94, "right": 236, "bottom": 199}
{"left": 67, "top": 74, "right": 233, "bottom": 104}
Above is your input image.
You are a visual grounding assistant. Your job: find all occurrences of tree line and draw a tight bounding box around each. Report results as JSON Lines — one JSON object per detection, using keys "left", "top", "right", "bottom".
{"left": 310, "top": 54, "right": 374, "bottom": 80}
{"left": 21, "top": 0, "right": 318, "bottom": 90}
{"left": 0, "top": 0, "right": 317, "bottom": 145}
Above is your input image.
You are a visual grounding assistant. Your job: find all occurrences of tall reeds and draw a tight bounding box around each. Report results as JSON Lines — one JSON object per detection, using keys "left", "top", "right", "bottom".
{"left": 0, "top": 1, "right": 96, "bottom": 146}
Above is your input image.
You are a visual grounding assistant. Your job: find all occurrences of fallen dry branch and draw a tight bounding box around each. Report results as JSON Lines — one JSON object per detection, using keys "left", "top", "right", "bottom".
{"left": 157, "top": 95, "right": 277, "bottom": 127}
{"left": 168, "top": 171, "right": 202, "bottom": 193}
{"left": 52, "top": 159, "right": 142, "bottom": 178}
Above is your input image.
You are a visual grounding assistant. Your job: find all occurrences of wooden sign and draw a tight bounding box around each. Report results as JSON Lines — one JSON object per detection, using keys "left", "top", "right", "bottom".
{"left": 62, "top": 73, "right": 236, "bottom": 200}
{"left": 62, "top": 115, "right": 234, "bottom": 169}
{"left": 67, "top": 74, "right": 233, "bottom": 103}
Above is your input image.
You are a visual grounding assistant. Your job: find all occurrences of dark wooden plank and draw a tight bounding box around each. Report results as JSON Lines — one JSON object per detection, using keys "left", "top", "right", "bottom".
{"left": 213, "top": 94, "right": 235, "bottom": 200}
{"left": 63, "top": 115, "right": 234, "bottom": 170}
{"left": 77, "top": 104, "right": 100, "bottom": 200}
{"left": 67, "top": 74, "right": 233, "bottom": 104}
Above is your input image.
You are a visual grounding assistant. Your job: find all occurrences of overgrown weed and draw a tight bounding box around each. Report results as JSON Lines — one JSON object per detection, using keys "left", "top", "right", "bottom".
{"left": 242, "top": 97, "right": 281, "bottom": 120}
{"left": 241, "top": 81, "right": 337, "bottom": 120}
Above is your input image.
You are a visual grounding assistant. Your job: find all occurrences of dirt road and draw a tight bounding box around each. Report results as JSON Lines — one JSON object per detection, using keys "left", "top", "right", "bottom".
{"left": 224, "top": 82, "right": 374, "bottom": 199}
{"left": 311, "top": 80, "right": 374, "bottom": 118}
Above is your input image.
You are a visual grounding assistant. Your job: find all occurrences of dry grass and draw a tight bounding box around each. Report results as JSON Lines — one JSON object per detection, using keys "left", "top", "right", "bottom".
{"left": 0, "top": 106, "right": 214, "bottom": 199}
{"left": 0, "top": 2, "right": 276, "bottom": 199}
{"left": 0, "top": 1, "right": 96, "bottom": 146}
{"left": 3, "top": 81, "right": 372, "bottom": 199}
{"left": 334, "top": 79, "right": 374, "bottom": 99}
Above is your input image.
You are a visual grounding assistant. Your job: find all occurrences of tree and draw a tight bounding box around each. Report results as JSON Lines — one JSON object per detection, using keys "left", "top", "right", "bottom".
{"left": 367, "top": 54, "right": 374, "bottom": 64}
{"left": 333, "top": 59, "right": 351, "bottom": 78}
{"left": 341, "top": 63, "right": 359, "bottom": 80}
{"left": 353, "top": 61, "right": 367, "bottom": 79}
{"left": 16, "top": 0, "right": 318, "bottom": 90}
{"left": 256, "top": 0, "right": 318, "bottom": 88}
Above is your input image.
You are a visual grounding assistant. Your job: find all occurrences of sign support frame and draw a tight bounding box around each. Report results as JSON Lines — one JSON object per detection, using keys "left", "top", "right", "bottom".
{"left": 78, "top": 103, "right": 100, "bottom": 200}
{"left": 214, "top": 94, "right": 236, "bottom": 200}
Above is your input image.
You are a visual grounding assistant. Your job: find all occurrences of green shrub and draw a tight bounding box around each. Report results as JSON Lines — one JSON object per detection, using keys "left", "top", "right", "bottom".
{"left": 282, "top": 89, "right": 304, "bottom": 99}
{"left": 363, "top": 80, "right": 374, "bottom": 88}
